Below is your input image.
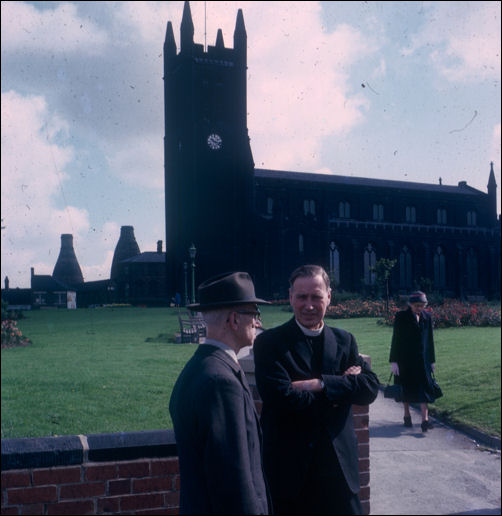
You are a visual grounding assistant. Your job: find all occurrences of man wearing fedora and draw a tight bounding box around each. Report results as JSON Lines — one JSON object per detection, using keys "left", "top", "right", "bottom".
{"left": 169, "top": 272, "right": 271, "bottom": 515}
{"left": 254, "top": 265, "right": 379, "bottom": 515}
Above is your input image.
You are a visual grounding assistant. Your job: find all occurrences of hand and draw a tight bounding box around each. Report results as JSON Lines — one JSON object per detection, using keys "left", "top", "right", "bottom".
{"left": 291, "top": 379, "right": 323, "bottom": 392}
{"left": 431, "top": 363, "right": 435, "bottom": 372}
{"left": 390, "top": 362, "right": 399, "bottom": 375}
{"left": 343, "top": 365, "right": 361, "bottom": 376}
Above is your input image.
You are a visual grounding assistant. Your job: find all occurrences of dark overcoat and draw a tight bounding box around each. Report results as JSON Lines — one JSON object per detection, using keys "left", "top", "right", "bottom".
{"left": 169, "top": 345, "right": 270, "bottom": 515}
{"left": 254, "top": 318, "right": 379, "bottom": 511}
{"left": 389, "top": 307, "right": 437, "bottom": 403}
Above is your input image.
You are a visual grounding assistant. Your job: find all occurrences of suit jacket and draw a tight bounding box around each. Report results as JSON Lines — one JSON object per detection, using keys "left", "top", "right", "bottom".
{"left": 169, "top": 344, "right": 270, "bottom": 515}
{"left": 254, "top": 318, "right": 379, "bottom": 503}
{"left": 389, "top": 308, "right": 436, "bottom": 402}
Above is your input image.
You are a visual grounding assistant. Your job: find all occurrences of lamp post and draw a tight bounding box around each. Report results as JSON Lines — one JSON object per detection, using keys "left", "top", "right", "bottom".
{"left": 183, "top": 262, "right": 188, "bottom": 306}
{"left": 189, "top": 243, "right": 197, "bottom": 305}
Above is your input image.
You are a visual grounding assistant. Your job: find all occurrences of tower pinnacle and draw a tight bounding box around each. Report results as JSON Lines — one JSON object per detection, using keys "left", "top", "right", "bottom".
{"left": 164, "top": 21, "right": 176, "bottom": 57}
{"left": 215, "top": 28, "right": 225, "bottom": 49}
{"left": 180, "top": 1, "right": 194, "bottom": 53}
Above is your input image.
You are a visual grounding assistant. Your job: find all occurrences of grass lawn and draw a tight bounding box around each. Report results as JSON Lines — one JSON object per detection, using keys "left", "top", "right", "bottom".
{"left": 1, "top": 306, "right": 500, "bottom": 439}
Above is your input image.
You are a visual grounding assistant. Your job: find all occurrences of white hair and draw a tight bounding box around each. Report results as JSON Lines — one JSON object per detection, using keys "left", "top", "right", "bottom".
{"left": 202, "top": 309, "right": 231, "bottom": 327}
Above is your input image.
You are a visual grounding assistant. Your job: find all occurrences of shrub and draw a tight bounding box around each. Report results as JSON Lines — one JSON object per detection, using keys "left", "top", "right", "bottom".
{"left": 1, "top": 319, "right": 32, "bottom": 348}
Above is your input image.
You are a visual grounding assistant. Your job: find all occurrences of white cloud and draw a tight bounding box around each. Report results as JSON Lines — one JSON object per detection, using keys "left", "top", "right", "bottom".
{"left": 1, "top": 91, "right": 75, "bottom": 235}
{"left": 491, "top": 124, "right": 501, "bottom": 165}
{"left": 404, "top": 2, "right": 501, "bottom": 82}
{"left": 114, "top": 1, "right": 179, "bottom": 46}
{"left": 0, "top": 90, "right": 117, "bottom": 286}
{"left": 1, "top": 1, "right": 108, "bottom": 55}
{"left": 242, "top": 3, "right": 375, "bottom": 171}
{"left": 106, "top": 136, "right": 164, "bottom": 190}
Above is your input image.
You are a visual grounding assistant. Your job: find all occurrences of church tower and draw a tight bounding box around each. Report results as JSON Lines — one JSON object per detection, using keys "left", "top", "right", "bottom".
{"left": 164, "top": 1, "right": 254, "bottom": 298}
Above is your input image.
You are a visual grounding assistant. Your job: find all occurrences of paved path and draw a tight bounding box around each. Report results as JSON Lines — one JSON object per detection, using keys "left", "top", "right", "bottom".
{"left": 369, "top": 390, "right": 501, "bottom": 515}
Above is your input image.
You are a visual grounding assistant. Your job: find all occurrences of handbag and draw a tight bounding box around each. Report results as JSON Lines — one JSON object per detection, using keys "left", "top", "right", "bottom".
{"left": 384, "top": 373, "right": 403, "bottom": 402}
{"left": 431, "top": 372, "right": 443, "bottom": 400}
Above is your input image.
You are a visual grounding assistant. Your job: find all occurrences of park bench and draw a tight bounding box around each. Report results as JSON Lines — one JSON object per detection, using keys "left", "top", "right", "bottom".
{"left": 177, "top": 311, "right": 206, "bottom": 343}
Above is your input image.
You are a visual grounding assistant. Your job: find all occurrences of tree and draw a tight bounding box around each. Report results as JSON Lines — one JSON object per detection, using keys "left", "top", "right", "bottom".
{"left": 371, "top": 258, "right": 397, "bottom": 314}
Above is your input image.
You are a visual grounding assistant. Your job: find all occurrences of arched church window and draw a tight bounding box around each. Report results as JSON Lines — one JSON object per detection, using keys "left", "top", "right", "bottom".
{"left": 329, "top": 242, "right": 340, "bottom": 286}
{"left": 466, "top": 248, "right": 479, "bottom": 290}
{"left": 399, "top": 245, "right": 413, "bottom": 288}
{"left": 339, "top": 201, "right": 350, "bottom": 219}
{"left": 437, "top": 208, "right": 447, "bottom": 225}
{"left": 299, "top": 234, "right": 304, "bottom": 254}
{"left": 364, "top": 244, "right": 376, "bottom": 285}
{"left": 406, "top": 206, "right": 416, "bottom": 223}
{"left": 267, "top": 197, "right": 274, "bottom": 216}
{"left": 373, "top": 204, "right": 384, "bottom": 221}
{"left": 433, "top": 246, "right": 446, "bottom": 288}
{"left": 467, "top": 211, "right": 477, "bottom": 226}
{"left": 304, "top": 199, "right": 316, "bottom": 216}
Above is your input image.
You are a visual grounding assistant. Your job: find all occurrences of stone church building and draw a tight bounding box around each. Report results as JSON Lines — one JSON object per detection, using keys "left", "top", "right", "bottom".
{"left": 3, "top": 2, "right": 499, "bottom": 310}
{"left": 164, "top": 2, "right": 500, "bottom": 301}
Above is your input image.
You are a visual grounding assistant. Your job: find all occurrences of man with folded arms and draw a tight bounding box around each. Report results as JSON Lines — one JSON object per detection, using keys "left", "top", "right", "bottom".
{"left": 254, "top": 264, "right": 379, "bottom": 515}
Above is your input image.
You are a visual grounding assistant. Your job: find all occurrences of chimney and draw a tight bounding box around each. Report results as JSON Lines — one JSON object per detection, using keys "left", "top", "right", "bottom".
{"left": 111, "top": 226, "right": 141, "bottom": 280}
{"left": 157, "top": 240, "right": 163, "bottom": 253}
{"left": 52, "top": 234, "right": 84, "bottom": 287}
{"left": 4, "top": 276, "right": 9, "bottom": 291}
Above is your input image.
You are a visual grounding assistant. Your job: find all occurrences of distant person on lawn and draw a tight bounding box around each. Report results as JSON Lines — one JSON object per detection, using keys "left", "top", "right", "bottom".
{"left": 169, "top": 272, "right": 271, "bottom": 515}
{"left": 389, "top": 290, "right": 438, "bottom": 432}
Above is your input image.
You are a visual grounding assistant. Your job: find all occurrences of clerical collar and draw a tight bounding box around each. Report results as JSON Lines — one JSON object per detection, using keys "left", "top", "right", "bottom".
{"left": 295, "top": 319, "right": 324, "bottom": 337}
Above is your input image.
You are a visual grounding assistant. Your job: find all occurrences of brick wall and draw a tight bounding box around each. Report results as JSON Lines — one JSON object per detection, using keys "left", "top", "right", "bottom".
{"left": 1, "top": 355, "right": 372, "bottom": 515}
{"left": 1, "top": 457, "right": 180, "bottom": 515}
{"left": 1, "top": 431, "right": 180, "bottom": 515}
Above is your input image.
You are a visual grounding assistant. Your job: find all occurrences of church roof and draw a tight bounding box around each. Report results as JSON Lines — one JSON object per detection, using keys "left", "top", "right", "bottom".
{"left": 254, "top": 169, "right": 483, "bottom": 195}
{"left": 121, "top": 252, "right": 166, "bottom": 264}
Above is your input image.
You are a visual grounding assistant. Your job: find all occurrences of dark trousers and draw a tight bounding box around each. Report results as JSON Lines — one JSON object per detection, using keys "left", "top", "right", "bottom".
{"left": 273, "top": 435, "right": 362, "bottom": 515}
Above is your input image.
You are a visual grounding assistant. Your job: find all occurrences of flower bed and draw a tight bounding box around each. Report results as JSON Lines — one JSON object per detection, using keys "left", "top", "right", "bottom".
{"left": 377, "top": 299, "right": 501, "bottom": 328}
{"left": 1, "top": 319, "right": 32, "bottom": 348}
{"left": 326, "top": 299, "right": 398, "bottom": 319}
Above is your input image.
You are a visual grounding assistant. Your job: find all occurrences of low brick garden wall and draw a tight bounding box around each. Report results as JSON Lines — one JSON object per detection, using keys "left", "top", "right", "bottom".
{"left": 2, "top": 355, "right": 372, "bottom": 515}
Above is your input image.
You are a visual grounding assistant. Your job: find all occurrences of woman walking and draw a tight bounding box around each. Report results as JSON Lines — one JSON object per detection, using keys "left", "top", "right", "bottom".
{"left": 389, "top": 291, "right": 438, "bottom": 432}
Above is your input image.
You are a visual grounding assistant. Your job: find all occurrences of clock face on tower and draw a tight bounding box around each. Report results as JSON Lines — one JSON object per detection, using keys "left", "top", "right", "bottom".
{"left": 207, "top": 133, "right": 223, "bottom": 150}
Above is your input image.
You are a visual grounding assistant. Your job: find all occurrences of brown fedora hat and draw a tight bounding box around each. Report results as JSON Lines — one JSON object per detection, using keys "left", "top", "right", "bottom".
{"left": 187, "top": 271, "right": 270, "bottom": 311}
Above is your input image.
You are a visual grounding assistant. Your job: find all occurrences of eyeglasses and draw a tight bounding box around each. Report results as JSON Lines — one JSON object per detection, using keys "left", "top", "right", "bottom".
{"left": 236, "top": 309, "right": 261, "bottom": 322}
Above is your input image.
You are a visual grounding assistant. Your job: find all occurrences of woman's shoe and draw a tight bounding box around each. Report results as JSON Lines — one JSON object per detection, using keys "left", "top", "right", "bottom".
{"left": 421, "top": 420, "right": 432, "bottom": 432}
{"left": 403, "top": 416, "right": 412, "bottom": 427}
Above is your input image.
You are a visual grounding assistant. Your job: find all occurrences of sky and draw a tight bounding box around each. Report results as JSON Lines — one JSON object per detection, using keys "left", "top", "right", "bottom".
{"left": 1, "top": 1, "right": 501, "bottom": 288}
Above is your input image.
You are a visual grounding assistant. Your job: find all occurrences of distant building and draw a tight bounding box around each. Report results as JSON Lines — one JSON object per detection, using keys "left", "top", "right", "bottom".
{"left": 110, "top": 228, "right": 167, "bottom": 306}
{"left": 163, "top": 1, "right": 500, "bottom": 300}
{"left": 3, "top": 1, "right": 500, "bottom": 307}
{"left": 2, "top": 229, "right": 167, "bottom": 309}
